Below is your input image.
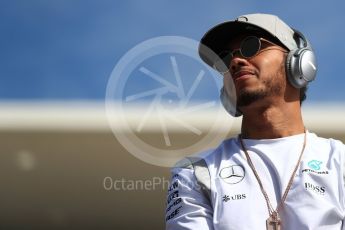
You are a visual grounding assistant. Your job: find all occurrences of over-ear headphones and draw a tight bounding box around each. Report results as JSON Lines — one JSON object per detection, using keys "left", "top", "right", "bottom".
{"left": 286, "top": 29, "right": 317, "bottom": 88}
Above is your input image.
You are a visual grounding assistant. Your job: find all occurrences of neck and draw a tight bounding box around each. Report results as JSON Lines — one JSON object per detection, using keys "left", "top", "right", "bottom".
{"left": 240, "top": 100, "right": 305, "bottom": 139}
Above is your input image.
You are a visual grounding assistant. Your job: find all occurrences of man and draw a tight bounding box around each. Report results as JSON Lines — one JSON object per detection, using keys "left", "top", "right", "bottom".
{"left": 165, "top": 13, "right": 345, "bottom": 230}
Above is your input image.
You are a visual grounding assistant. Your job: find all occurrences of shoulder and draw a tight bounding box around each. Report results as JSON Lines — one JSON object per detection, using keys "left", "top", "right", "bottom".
{"left": 173, "top": 136, "right": 240, "bottom": 170}
{"left": 308, "top": 132, "right": 345, "bottom": 151}
{"left": 306, "top": 132, "right": 345, "bottom": 169}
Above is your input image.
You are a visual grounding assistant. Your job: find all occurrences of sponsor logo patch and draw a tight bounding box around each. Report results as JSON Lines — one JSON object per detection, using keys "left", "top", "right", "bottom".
{"left": 302, "top": 160, "right": 329, "bottom": 175}
{"left": 219, "top": 165, "right": 245, "bottom": 184}
{"left": 304, "top": 182, "right": 326, "bottom": 195}
{"left": 308, "top": 160, "right": 322, "bottom": 170}
{"left": 222, "top": 194, "right": 246, "bottom": 202}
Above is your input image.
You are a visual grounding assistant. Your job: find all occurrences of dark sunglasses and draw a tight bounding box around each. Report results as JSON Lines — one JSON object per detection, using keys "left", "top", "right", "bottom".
{"left": 213, "top": 36, "right": 286, "bottom": 74}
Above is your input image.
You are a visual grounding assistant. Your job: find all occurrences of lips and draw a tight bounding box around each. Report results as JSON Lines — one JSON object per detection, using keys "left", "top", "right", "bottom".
{"left": 232, "top": 69, "right": 256, "bottom": 81}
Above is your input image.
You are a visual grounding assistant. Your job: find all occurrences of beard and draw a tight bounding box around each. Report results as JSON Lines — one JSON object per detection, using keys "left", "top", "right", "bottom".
{"left": 236, "top": 63, "right": 285, "bottom": 107}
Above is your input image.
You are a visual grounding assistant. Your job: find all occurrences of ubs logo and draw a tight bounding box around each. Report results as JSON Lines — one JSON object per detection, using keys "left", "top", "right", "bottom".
{"left": 219, "top": 165, "right": 245, "bottom": 184}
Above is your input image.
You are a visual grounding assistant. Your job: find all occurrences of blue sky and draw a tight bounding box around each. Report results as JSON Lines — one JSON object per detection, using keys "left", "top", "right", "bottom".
{"left": 1, "top": 0, "right": 344, "bottom": 104}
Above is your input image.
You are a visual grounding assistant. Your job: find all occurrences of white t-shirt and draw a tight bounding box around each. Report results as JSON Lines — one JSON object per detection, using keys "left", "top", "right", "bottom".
{"left": 165, "top": 132, "right": 345, "bottom": 230}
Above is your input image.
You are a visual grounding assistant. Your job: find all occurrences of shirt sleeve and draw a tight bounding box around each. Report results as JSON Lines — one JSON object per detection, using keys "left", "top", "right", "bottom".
{"left": 341, "top": 143, "right": 345, "bottom": 229}
{"left": 165, "top": 163, "right": 214, "bottom": 230}
{"left": 343, "top": 144, "right": 345, "bottom": 187}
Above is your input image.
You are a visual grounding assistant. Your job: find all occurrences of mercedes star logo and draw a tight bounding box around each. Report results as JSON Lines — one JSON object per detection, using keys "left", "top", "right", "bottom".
{"left": 219, "top": 165, "right": 245, "bottom": 184}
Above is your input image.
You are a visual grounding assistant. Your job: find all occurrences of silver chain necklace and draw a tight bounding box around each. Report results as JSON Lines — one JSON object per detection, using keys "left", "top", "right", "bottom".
{"left": 239, "top": 131, "right": 307, "bottom": 230}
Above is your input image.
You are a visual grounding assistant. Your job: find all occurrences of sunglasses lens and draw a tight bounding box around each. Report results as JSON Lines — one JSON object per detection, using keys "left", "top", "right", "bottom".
{"left": 241, "top": 36, "right": 260, "bottom": 58}
{"left": 214, "top": 36, "right": 262, "bottom": 73}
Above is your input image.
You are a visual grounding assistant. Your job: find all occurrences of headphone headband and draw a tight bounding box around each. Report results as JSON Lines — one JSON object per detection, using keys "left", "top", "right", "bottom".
{"left": 292, "top": 29, "right": 308, "bottom": 49}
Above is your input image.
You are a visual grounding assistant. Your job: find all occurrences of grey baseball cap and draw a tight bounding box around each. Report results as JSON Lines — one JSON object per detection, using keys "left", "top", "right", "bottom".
{"left": 199, "top": 13, "right": 298, "bottom": 69}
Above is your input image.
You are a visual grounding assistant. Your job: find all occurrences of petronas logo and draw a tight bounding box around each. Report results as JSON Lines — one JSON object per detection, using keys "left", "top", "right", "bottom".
{"left": 308, "top": 160, "right": 322, "bottom": 171}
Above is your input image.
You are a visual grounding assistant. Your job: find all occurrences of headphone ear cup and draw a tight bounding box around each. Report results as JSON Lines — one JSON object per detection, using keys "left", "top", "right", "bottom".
{"left": 285, "top": 48, "right": 317, "bottom": 88}
{"left": 285, "top": 49, "right": 297, "bottom": 87}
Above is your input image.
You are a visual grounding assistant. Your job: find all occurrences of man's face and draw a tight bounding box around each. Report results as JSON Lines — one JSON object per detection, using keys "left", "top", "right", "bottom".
{"left": 223, "top": 33, "right": 288, "bottom": 108}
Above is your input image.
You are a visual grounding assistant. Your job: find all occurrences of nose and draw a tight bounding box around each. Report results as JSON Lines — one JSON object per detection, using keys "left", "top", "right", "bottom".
{"left": 229, "top": 56, "right": 249, "bottom": 74}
